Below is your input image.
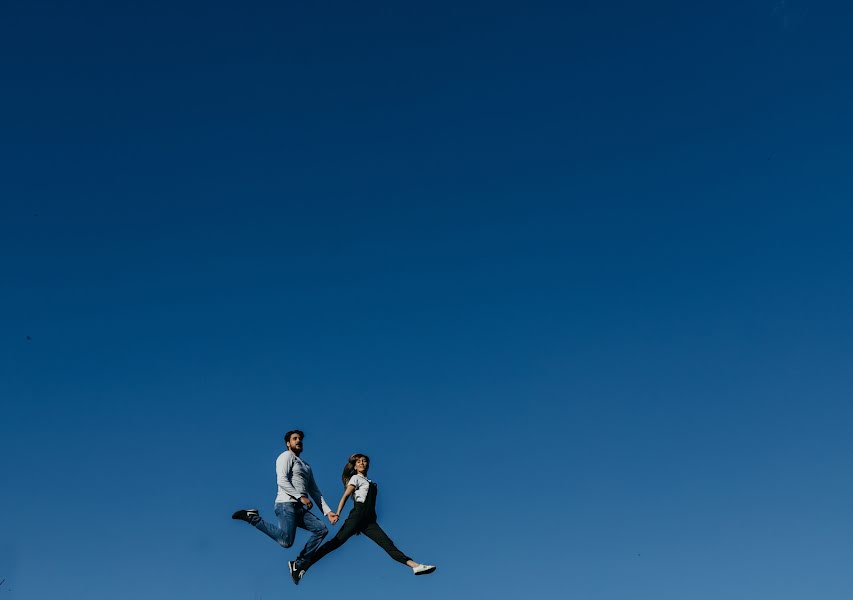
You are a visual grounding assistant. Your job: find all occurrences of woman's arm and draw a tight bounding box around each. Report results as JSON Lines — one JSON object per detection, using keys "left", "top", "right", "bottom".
{"left": 336, "top": 484, "right": 356, "bottom": 516}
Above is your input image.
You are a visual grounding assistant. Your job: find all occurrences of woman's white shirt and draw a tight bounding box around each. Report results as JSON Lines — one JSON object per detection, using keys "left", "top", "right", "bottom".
{"left": 348, "top": 474, "right": 372, "bottom": 503}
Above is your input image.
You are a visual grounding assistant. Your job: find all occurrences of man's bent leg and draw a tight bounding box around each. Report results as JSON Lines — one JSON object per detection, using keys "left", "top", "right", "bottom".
{"left": 294, "top": 507, "right": 328, "bottom": 568}
{"left": 254, "top": 503, "right": 297, "bottom": 549}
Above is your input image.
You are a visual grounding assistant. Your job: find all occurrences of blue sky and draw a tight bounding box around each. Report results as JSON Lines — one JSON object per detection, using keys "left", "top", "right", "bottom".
{"left": 2, "top": 1, "right": 853, "bottom": 598}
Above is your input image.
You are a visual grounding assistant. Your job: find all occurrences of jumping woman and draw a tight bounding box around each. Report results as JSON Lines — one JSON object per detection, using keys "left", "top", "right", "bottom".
{"left": 294, "top": 453, "right": 436, "bottom": 582}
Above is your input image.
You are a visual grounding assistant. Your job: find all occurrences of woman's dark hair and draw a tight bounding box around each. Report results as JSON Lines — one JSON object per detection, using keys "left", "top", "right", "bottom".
{"left": 341, "top": 453, "right": 370, "bottom": 487}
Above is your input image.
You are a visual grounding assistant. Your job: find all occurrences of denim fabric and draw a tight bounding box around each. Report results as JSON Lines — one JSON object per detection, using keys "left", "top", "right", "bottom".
{"left": 254, "top": 502, "right": 328, "bottom": 567}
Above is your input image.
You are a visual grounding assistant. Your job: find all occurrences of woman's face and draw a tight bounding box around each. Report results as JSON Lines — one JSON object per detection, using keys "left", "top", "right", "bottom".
{"left": 354, "top": 456, "right": 369, "bottom": 474}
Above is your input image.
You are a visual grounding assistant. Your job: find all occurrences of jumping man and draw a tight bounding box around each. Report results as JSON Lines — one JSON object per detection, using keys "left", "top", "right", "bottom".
{"left": 232, "top": 429, "right": 339, "bottom": 585}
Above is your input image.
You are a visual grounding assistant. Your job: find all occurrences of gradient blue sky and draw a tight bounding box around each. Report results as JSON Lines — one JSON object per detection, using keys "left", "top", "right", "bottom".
{"left": 2, "top": 1, "right": 853, "bottom": 598}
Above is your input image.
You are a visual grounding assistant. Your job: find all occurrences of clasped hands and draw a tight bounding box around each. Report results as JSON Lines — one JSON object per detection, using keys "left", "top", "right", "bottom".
{"left": 299, "top": 496, "right": 339, "bottom": 524}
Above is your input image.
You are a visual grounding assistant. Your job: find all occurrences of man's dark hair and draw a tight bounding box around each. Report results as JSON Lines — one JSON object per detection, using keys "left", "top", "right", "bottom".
{"left": 284, "top": 430, "right": 305, "bottom": 445}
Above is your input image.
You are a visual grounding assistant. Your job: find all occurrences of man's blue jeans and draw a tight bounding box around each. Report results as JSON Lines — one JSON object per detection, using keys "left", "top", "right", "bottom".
{"left": 255, "top": 502, "right": 329, "bottom": 568}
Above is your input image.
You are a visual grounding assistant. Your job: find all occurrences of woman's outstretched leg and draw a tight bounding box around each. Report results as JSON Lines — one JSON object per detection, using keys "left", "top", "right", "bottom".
{"left": 360, "top": 522, "right": 412, "bottom": 565}
{"left": 361, "top": 522, "right": 436, "bottom": 575}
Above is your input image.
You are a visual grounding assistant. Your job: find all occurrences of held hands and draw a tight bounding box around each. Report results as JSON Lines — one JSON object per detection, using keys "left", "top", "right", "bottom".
{"left": 299, "top": 496, "right": 338, "bottom": 524}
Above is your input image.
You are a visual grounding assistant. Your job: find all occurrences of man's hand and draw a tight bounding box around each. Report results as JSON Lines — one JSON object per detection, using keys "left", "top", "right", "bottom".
{"left": 328, "top": 512, "right": 339, "bottom": 525}
{"left": 300, "top": 496, "right": 313, "bottom": 509}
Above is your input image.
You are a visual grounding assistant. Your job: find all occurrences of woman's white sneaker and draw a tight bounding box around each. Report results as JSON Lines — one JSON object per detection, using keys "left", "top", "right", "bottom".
{"left": 412, "top": 564, "right": 436, "bottom": 576}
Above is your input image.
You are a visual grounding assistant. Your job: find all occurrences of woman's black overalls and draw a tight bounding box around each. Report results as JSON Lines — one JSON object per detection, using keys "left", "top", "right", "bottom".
{"left": 305, "top": 482, "right": 412, "bottom": 569}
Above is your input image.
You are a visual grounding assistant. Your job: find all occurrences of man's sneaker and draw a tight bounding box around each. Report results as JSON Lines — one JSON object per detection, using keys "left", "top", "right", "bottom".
{"left": 231, "top": 509, "right": 260, "bottom": 525}
{"left": 288, "top": 561, "right": 305, "bottom": 585}
{"left": 412, "top": 563, "right": 436, "bottom": 576}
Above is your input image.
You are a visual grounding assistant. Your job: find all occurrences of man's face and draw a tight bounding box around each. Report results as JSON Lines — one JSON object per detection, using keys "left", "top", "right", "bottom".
{"left": 287, "top": 433, "right": 304, "bottom": 452}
